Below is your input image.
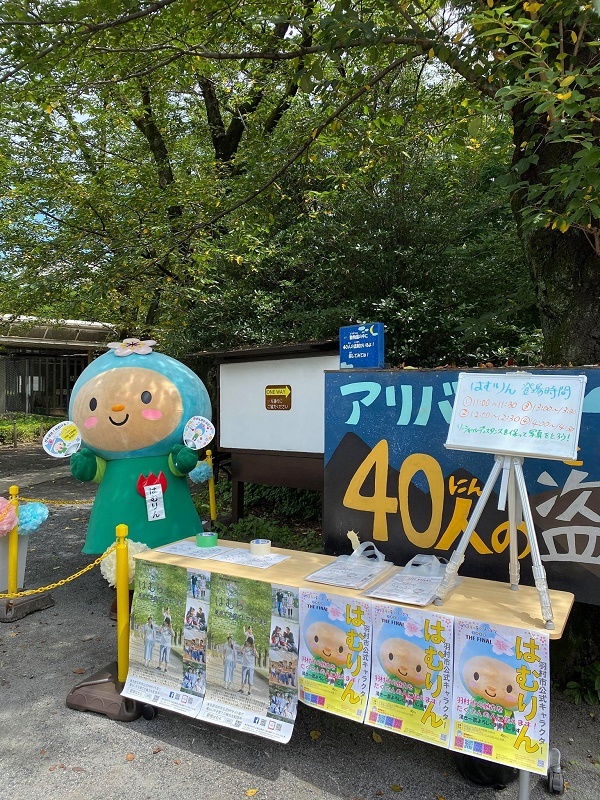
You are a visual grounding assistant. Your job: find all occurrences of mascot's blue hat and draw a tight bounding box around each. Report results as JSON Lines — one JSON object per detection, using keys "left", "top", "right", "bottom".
{"left": 69, "top": 346, "right": 211, "bottom": 461}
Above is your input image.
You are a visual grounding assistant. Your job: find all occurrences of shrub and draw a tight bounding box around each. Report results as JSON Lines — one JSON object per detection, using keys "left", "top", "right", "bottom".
{"left": 0, "top": 413, "right": 65, "bottom": 445}
{"left": 212, "top": 515, "right": 324, "bottom": 553}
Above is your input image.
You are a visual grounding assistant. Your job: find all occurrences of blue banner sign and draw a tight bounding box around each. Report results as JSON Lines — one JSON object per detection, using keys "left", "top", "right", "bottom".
{"left": 339, "top": 323, "right": 384, "bottom": 369}
{"left": 324, "top": 368, "right": 600, "bottom": 605}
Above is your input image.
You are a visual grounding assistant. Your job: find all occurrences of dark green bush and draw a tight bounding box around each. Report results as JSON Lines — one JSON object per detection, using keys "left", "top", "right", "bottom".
{"left": 244, "top": 484, "right": 322, "bottom": 521}
{"left": 564, "top": 662, "right": 600, "bottom": 706}
{"left": 213, "top": 515, "right": 323, "bottom": 553}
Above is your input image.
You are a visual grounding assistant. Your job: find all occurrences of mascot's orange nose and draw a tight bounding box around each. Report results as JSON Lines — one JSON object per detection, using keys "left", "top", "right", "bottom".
{"left": 112, "top": 404, "right": 125, "bottom": 412}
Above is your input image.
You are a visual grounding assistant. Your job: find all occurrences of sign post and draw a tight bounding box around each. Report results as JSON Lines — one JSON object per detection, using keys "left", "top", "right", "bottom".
{"left": 339, "top": 323, "right": 384, "bottom": 369}
{"left": 434, "top": 372, "right": 587, "bottom": 629}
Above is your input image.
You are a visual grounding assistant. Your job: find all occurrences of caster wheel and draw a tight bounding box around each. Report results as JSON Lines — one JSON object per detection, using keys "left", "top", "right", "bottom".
{"left": 141, "top": 704, "right": 158, "bottom": 720}
{"left": 547, "top": 770, "right": 565, "bottom": 795}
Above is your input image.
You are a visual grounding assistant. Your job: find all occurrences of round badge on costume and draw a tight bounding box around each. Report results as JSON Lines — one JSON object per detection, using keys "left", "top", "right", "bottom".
{"left": 42, "top": 421, "right": 82, "bottom": 458}
{"left": 183, "top": 416, "right": 215, "bottom": 450}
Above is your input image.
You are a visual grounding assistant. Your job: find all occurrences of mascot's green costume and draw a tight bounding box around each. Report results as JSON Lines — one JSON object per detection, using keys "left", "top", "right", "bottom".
{"left": 69, "top": 338, "right": 211, "bottom": 554}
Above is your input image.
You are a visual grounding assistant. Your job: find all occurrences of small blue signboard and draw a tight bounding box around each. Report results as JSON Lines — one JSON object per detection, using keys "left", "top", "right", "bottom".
{"left": 339, "top": 323, "right": 385, "bottom": 369}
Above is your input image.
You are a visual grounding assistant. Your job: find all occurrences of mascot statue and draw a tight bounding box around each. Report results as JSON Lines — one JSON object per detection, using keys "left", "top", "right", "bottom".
{"left": 68, "top": 338, "right": 211, "bottom": 554}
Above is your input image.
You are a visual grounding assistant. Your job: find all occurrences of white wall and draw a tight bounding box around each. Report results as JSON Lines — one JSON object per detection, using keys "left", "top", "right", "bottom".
{"left": 219, "top": 355, "right": 339, "bottom": 453}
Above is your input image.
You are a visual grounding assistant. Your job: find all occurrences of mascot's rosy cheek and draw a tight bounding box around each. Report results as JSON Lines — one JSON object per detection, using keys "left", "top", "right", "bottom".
{"left": 69, "top": 338, "right": 212, "bottom": 554}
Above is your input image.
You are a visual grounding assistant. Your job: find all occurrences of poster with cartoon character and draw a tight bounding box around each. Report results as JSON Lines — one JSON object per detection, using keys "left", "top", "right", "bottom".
{"left": 366, "top": 603, "right": 453, "bottom": 747}
{"left": 450, "top": 618, "right": 550, "bottom": 774}
{"left": 299, "top": 589, "right": 372, "bottom": 722}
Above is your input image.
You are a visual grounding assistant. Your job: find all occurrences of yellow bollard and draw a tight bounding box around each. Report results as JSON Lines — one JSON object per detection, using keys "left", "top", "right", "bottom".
{"left": 205, "top": 449, "right": 218, "bottom": 523}
{"left": 115, "top": 524, "right": 130, "bottom": 684}
{"left": 7, "top": 485, "right": 20, "bottom": 598}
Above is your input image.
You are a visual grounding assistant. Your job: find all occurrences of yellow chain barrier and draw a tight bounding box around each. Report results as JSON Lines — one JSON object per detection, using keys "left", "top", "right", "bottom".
{"left": 0, "top": 542, "right": 116, "bottom": 599}
{"left": 20, "top": 496, "right": 93, "bottom": 507}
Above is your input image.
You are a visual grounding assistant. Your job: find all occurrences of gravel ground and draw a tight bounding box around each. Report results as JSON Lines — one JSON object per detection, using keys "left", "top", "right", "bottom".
{"left": 0, "top": 446, "right": 599, "bottom": 800}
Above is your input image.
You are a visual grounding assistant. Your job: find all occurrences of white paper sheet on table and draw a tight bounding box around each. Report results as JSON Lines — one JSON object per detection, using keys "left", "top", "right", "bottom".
{"left": 304, "top": 556, "right": 394, "bottom": 590}
{"left": 156, "top": 541, "right": 232, "bottom": 560}
{"left": 210, "top": 548, "right": 290, "bottom": 569}
{"left": 365, "top": 572, "right": 445, "bottom": 605}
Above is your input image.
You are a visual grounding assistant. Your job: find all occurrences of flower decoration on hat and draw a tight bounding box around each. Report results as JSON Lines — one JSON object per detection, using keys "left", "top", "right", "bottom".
{"left": 107, "top": 338, "right": 157, "bottom": 357}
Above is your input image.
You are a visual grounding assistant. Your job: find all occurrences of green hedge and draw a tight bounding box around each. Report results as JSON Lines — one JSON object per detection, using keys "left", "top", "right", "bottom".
{"left": 0, "top": 413, "right": 65, "bottom": 445}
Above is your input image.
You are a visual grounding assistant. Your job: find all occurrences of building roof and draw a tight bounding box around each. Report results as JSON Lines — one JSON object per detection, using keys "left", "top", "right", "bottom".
{"left": 0, "top": 315, "right": 117, "bottom": 352}
{"left": 189, "top": 339, "right": 339, "bottom": 363}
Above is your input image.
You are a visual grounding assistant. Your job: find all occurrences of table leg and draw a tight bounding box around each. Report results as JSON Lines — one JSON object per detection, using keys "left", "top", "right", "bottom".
{"left": 517, "top": 769, "right": 531, "bottom": 800}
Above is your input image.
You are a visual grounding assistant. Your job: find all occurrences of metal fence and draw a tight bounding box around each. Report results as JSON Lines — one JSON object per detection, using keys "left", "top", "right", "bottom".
{"left": 1, "top": 353, "right": 88, "bottom": 415}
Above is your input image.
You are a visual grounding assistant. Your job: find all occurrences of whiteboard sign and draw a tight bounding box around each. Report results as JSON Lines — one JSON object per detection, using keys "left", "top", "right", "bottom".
{"left": 445, "top": 372, "right": 587, "bottom": 461}
{"left": 220, "top": 355, "right": 339, "bottom": 452}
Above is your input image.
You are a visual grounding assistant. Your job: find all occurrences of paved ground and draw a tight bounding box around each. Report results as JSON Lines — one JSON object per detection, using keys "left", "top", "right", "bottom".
{"left": 0, "top": 446, "right": 599, "bottom": 800}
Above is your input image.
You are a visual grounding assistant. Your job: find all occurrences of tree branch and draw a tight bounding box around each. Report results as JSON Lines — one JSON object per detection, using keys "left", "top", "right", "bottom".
{"left": 198, "top": 18, "right": 294, "bottom": 163}
{"left": 0, "top": 0, "right": 180, "bottom": 83}
{"left": 89, "top": 35, "right": 427, "bottom": 86}
{"left": 131, "top": 83, "right": 174, "bottom": 188}
{"left": 146, "top": 52, "right": 420, "bottom": 268}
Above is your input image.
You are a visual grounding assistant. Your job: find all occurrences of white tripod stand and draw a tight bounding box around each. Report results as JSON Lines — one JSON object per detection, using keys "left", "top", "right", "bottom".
{"left": 434, "top": 453, "right": 555, "bottom": 630}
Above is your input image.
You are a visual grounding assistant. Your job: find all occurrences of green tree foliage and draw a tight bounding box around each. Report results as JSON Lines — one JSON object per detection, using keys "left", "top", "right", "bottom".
{"left": 0, "top": 2, "right": 597, "bottom": 362}
{"left": 185, "top": 76, "right": 537, "bottom": 365}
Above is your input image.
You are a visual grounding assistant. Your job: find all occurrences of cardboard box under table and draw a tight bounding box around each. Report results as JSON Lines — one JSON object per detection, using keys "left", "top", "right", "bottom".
{"left": 129, "top": 539, "right": 574, "bottom": 798}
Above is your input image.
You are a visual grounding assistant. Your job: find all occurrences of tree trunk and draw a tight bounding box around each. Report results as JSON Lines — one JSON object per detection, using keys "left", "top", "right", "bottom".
{"left": 518, "top": 223, "right": 600, "bottom": 365}
{"left": 511, "top": 105, "right": 600, "bottom": 365}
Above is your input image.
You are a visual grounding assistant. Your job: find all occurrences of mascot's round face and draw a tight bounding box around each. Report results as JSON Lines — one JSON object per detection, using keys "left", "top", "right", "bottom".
{"left": 305, "top": 621, "right": 349, "bottom": 668}
{"left": 379, "top": 638, "right": 428, "bottom": 688}
{"left": 462, "top": 655, "right": 520, "bottom": 711}
{"left": 71, "top": 367, "right": 183, "bottom": 453}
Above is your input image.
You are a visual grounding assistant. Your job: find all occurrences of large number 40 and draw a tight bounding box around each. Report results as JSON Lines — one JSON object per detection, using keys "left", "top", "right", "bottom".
{"left": 342, "top": 439, "right": 444, "bottom": 546}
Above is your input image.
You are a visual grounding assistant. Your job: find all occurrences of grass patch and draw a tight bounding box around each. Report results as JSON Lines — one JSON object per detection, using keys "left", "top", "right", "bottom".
{"left": 0, "top": 413, "right": 65, "bottom": 445}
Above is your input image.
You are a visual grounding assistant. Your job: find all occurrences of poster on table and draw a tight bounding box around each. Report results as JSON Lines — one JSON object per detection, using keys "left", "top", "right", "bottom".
{"left": 123, "top": 561, "right": 299, "bottom": 742}
{"left": 299, "top": 589, "right": 372, "bottom": 723}
{"left": 123, "top": 560, "right": 204, "bottom": 717}
{"left": 324, "top": 368, "right": 600, "bottom": 605}
{"left": 196, "top": 574, "right": 299, "bottom": 743}
{"left": 450, "top": 618, "right": 550, "bottom": 775}
{"left": 366, "top": 603, "right": 453, "bottom": 747}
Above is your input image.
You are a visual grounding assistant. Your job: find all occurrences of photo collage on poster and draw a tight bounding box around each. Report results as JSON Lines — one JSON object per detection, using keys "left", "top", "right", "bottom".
{"left": 266, "top": 584, "right": 300, "bottom": 722}
{"left": 181, "top": 569, "right": 210, "bottom": 698}
{"left": 123, "top": 560, "right": 300, "bottom": 742}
